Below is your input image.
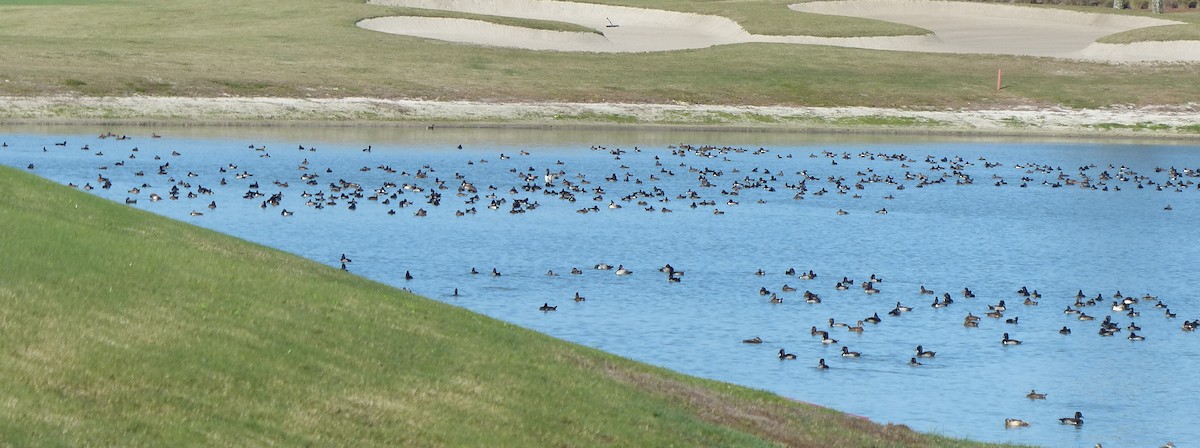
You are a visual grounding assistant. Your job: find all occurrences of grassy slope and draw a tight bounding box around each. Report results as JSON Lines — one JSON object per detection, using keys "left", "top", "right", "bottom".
{"left": 0, "top": 0, "right": 1197, "bottom": 109}
{"left": 0, "top": 165, "right": 1022, "bottom": 446}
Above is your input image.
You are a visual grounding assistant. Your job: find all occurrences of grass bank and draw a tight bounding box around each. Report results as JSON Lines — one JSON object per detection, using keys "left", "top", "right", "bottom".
{"left": 0, "top": 165, "right": 1023, "bottom": 446}
{"left": 0, "top": 0, "right": 1197, "bottom": 110}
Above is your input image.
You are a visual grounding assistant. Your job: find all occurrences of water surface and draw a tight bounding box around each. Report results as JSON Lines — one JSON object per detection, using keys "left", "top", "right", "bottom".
{"left": 2, "top": 125, "right": 1197, "bottom": 448}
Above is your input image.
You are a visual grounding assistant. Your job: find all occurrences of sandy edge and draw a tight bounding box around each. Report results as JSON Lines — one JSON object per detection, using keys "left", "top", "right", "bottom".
{"left": 2, "top": 96, "right": 1199, "bottom": 139}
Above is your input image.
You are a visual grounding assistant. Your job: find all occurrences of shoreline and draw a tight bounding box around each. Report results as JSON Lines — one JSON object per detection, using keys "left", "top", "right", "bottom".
{"left": 2, "top": 96, "right": 1199, "bottom": 140}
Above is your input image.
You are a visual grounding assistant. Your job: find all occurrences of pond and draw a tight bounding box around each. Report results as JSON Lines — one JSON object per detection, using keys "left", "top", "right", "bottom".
{"left": 3, "top": 125, "right": 1197, "bottom": 448}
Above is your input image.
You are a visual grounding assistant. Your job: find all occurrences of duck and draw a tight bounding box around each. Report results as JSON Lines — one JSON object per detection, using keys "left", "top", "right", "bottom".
{"left": 769, "top": 294, "right": 783, "bottom": 304}
{"left": 778, "top": 349, "right": 797, "bottom": 360}
{"left": 1059, "top": 326, "right": 1072, "bottom": 335}
{"left": 1004, "top": 418, "right": 1031, "bottom": 428}
{"left": 538, "top": 303, "right": 557, "bottom": 312}
{"left": 840, "top": 346, "right": 861, "bottom": 357}
{"left": 404, "top": 271, "right": 414, "bottom": 281}
{"left": 1001, "top": 332, "right": 1022, "bottom": 345}
{"left": 847, "top": 321, "right": 865, "bottom": 333}
{"left": 1005, "top": 316, "right": 1019, "bottom": 325}
{"left": 816, "top": 358, "right": 829, "bottom": 369}
{"left": 963, "top": 318, "right": 979, "bottom": 328}
{"left": 742, "top": 336, "right": 762, "bottom": 344}
{"left": 915, "top": 345, "right": 936, "bottom": 358}
{"left": 895, "top": 302, "right": 913, "bottom": 312}
{"left": 821, "top": 334, "right": 839, "bottom": 345}
{"left": 1058, "top": 411, "right": 1084, "bottom": 425}
{"left": 1026, "top": 390, "right": 1047, "bottom": 400}
{"left": 829, "top": 318, "right": 848, "bottom": 328}
{"left": 1127, "top": 322, "right": 1141, "bottom": 331}
{"left": 864, "top": 313, "right": 882, "bottom": 324}
{"left": 615, "top": 265, "right": 633, "bottom": 275}
{"left": 1128, "top": 332, "right": 1145, "bottom": 341}
{"left": 573, "top": 292, "right": 586, "bottom": 302}
{"left": 908, "top": 357, "right": 922, "bottom": 366}
{"left": 919, "top": 285, "right": 934, "bottom": 295}
{"left": 781, "top": 284, "right": 798, "bottom": 292}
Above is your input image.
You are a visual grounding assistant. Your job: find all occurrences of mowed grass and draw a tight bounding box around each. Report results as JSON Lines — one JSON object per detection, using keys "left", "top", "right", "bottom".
{"left": 0, "top": 0, "right": 1196, "bottom": 109}
{"left": 0, "top": 165, "right": 1028, "bottom": 447}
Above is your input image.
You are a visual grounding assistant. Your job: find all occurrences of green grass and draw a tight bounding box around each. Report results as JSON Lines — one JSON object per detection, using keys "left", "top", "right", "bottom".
{"left": 0, "top": 0, "right": 1197, "bottom": 112}
{"left": 0, "top": 165, "right": 1029, "bottom": 446}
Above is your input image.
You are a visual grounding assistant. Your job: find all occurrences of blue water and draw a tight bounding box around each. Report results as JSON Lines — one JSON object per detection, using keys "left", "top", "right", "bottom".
{"left": 3, "top": 126, "right": 1198, "bottom": 448}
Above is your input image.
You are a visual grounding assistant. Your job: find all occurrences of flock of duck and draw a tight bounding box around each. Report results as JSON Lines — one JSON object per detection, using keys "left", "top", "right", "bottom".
{"left": 4, "top": 133, "right": 1197, "bottom": 447}
{"left": 17, "top": 134, "right": 1197, "bottom": 223}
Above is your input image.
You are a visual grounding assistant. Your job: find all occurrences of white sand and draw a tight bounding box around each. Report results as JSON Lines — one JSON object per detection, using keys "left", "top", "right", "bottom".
{"left": 3, "top": 96, "right": 1198, "bottom": 137}
{"left": 359, "top": 0, "right": 1200, "bottom": 62}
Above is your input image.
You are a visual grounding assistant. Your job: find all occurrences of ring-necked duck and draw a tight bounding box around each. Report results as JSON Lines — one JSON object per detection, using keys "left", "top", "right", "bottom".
{"left": 1058, "top": 411, "right": 1084, "bottom": 425}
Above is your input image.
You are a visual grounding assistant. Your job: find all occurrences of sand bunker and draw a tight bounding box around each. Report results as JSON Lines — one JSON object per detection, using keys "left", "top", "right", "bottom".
{"left": 360, "top": 0, "right": 1200, "bottom": 62}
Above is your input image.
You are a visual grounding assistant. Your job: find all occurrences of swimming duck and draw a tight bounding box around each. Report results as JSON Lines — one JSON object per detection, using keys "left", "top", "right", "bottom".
{"left": 1002, "top": 332, "right": 1022, "bottom": 345}
{"left": 919, "top": 285, "right": 934, "bottom": 294}
{"left": 743, "top": 336, "right": 762, "bottom": 344}
{"left": 615, "top": 265, "right": 632, "bottom": 275}
{"left": 895, "top": 302, "right": 913, "bottom": 312}
{"left": 1128, "top": 332, "right": 1145, "bottom": 341}
{"left": 840, "top": 346, "right": 861, "bottom": 357}
{"left": 1059, "top": 326, "right": 1072, "bottom": 335}
{"left": 816, "top": 358, "right": 829, "bottom": 369}
{"left": 847, "top": 321, "right": 865, "bottom": 333}
{"left": 404, "top": 271, "right": 414, "bottom": 280}
{"left": 829, "top": 318, "right": 848, "bottom": 328}
{"left": 1026, "top": 390, "right": 1047, "bottom": 400}
{"left": 821, "top": 334, "right": 839, "bottom": 345}
{"left": 1058, "top": 411, "right": 1084, "bottom": 425}
{"left": 1005, "top": 418, "right": 1031, "bottom": 428}
{"left": 573, "top": 292, "right": 586, "bottom": 302}
{"left": 769, "top": 294, "right": 783, "bottom": 304}
{"left": 539, "top": 303, "right": 557, "bottom": 312}
{"left": 1005, "top": 316, "right": 1019, "bottom": 325}
{"left": 908, "top": 357, "right": 922, "bottom": 366}
{"left": 864, "top": 313, "right": 882, "bottom": 324}
{"left": 915, "top": 345, "right": 936, "bottom": 358}
{"left": 778, "top": 349, "right": 797, "bottom": 360}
